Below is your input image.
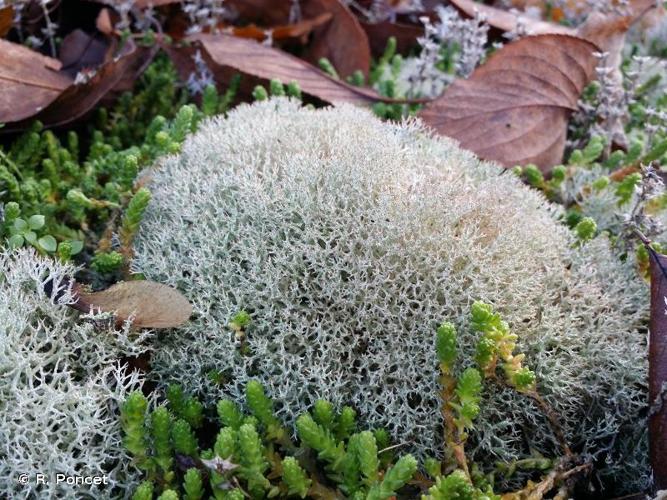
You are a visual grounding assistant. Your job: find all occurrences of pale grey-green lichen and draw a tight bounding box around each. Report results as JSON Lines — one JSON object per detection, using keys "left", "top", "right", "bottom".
{"left": 134, "top": 98, "right": 650, "bottom": 491}
{"left": 0, "top": 249, "right": 150, "bottom": 499}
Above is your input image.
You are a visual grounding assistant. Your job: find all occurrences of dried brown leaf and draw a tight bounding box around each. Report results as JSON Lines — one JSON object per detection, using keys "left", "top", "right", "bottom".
{"left": 226, "top": 0, "right": 371, "bottom": 78}
{"left": 75, "top": 280, "right": 192, "bottom": 329}
{"left": 0, "top": 39, "right": 72, "bottom": 124}
{"left": 3, "top": 40, "right": 153, "bottom": 131}
{"left": 450, "top": 0, "right": 661, "bottom": 156}
{"left": 649, "top": 250, "right": 667, "bottom": 489}
{"left": 0, "top": 6, "right": 12, "bottom": 38}
{"left": 190, "top": 33, "right": 380, "bottom": 105}
{"left": 419, "top": 34, "right": 598, "bottom": 170}
{"left": 301, "top": 0, "right": 371, "bottom": 78}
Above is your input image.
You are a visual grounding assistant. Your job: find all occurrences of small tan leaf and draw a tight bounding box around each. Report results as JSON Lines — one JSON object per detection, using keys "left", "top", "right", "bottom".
{"left": 75, "top": 280, "right": 192, "bottom": 329}
{"left": 190, "top": 33, "right": 381, "bottom": 105}
{"left": 419, "top": 34, "right": 598, "bottom": 170}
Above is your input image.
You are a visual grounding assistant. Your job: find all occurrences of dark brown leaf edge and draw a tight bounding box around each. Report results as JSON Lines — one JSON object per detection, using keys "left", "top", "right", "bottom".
{"left": 649, "top": 250, "right": 667, "bottom": 489}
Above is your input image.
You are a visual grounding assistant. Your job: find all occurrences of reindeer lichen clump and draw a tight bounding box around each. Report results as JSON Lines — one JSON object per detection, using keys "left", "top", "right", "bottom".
{"left": 134, "top": 98, "right": 649, "bottom": 491}
{"left": 0, "top": 249, "right": 151, "bottom": 498}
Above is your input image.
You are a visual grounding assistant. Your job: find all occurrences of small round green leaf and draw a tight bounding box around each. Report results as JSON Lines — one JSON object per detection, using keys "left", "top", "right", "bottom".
{"left": 8, "top": 234, "right": 24, "bottom": 248}
{"left": 28, "top": 214, "right": 45, "bottom": 230}
{"left": 13, "top": 218, "right": 27, "bottom": 232}
{"left": 24, "top": 231, "right": 37, "bottom": 245}
{"left": 69, "top": 240, "right": 84, "bottom": 255}
{"left": 38, "top": 235, "right": 57, "bottom": 253}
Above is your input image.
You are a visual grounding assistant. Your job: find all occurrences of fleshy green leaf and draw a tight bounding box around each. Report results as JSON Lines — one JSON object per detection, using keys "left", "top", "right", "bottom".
{"left": 38, "top": 235, "right": 57, "bottom": 253}
{"left": 70, "top": 240, "right": 84, "bottom": 255}
{"left": 24, "top": 231, "right": 37, "bottom": 245}
{"left": 28, "top": 214, "right": 45, "bottom": 230}
{"left": 8, "top": 234, "right": 24, "bottom": 248}
{"left": 13, "top": 218, "right": 27, "bottom": 232}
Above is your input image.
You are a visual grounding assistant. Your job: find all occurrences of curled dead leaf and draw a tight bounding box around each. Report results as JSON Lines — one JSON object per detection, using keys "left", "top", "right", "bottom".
{"left": 2, "top": 39, "right": 154, "bottom": 131}
{"left": 0, "top": 39, "right": 71, "bottom": 124}
{"left": 72, "top": 280, "right": 192, "bottom": 329}
{"left": 189, "top": 33, "right": 381, "bottom": 105}
{"left": 419, "top": 34, "right": 598, "bottom": 170}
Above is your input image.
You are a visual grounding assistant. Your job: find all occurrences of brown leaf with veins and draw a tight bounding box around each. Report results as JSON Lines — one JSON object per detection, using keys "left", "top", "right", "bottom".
{"left": 449, "top": 0, "right": 661, "bottom": 154}
{"left": 419, "top": 34, "right": 598, "bottom": 170}
{"left": 2, "top": 39, "right": 154, "bottom": 131}
{"left": 72, "top": 280, "right": 192, "bottom": 329}
{"left": 649, "top": 249, "right": 667, "bottom": 489}
{"left": 190, "top": 33, "right": 380, "bottom": 105}
{"left": 0, "top": 39, "right": 72, "bottom": 124}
